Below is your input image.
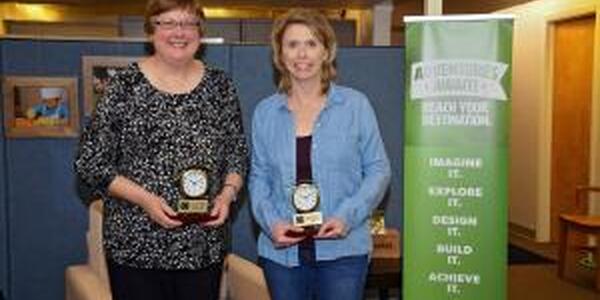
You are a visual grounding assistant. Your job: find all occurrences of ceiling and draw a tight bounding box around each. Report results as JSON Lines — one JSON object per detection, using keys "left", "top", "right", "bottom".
{"left": 0, "top": 0, "right": 533, "bottom": 14}
{"left": 0, "top": 0, "right": 387, "bottom": 9}
{"left": 0, "top": 0, "right": 537, "bottom": 11}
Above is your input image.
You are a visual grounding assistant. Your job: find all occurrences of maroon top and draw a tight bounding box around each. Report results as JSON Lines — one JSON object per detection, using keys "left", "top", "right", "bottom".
{"left": 296, "top": 136, "right": 312, "bottom": 182}
{"left": 296, "top": 136, "right": 315, "bottom": 264}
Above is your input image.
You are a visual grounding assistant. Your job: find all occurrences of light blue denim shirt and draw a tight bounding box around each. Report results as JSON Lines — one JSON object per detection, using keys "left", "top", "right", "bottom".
{"left": 249, "top": 83, "right": 391, "bottom": 267}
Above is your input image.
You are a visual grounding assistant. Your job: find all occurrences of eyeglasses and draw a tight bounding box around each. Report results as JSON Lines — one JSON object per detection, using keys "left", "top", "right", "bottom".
{"left": 153, "top": 19, "right": 201, "bottom": 31}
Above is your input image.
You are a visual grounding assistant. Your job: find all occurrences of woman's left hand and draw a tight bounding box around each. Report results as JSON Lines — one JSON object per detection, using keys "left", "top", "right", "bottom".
{"left": 203, "top": 189, "right": 235, "bottom": 226}
{"left": 315, "top": 217, "right": 347, "bottom": 239}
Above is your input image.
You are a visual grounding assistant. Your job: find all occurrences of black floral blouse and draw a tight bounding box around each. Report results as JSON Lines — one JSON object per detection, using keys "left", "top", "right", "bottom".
{"left": 74, "top": 63, "right": 248, "bottom": 270}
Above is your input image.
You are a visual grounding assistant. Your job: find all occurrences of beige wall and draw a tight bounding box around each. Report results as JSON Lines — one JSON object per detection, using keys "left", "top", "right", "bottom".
{"left": 498, "top": 0, "right": 600, "bottom": 241}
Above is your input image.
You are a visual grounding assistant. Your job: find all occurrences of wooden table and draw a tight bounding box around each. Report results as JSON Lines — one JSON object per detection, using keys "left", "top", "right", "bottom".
{"left": 366, "top": 257, "right": 402, "bottom": 300}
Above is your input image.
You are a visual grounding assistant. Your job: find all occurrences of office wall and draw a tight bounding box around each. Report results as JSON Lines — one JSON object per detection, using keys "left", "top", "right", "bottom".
{"left": 229, "top": 46, "right": 270, "bottom": 261}
{"left": 335, "top": 47, "right": 404, "bottom": 230}
{"left": 0, "top": 39, "right": 144, "bottom": 300}
{"left": 0, "top": 38, "right": 404, "bottom": 300}
{"left": 497, "top": 0, "right": 600, "bottom": 241}
{"left": 0, "top": 42, "right": 7, "bottom": 300}
{"left": 2, "top": 40, "right": 129, "bottom": 300}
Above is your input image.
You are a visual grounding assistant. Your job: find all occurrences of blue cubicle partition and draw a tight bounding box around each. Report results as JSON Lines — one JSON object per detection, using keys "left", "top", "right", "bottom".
{"left": 0, "top": 38, "right": 404, "bottom": 300}
{"left": 0, "top": 43, "right": 7, "bottom": 300}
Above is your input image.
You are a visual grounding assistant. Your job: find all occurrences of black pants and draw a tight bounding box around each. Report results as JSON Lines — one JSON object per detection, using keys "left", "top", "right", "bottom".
{"left": 107, "top": 260, "right": 222, "bottom": 300}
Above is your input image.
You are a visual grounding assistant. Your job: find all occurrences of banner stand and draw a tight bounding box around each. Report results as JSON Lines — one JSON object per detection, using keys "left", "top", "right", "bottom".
{"left": 403, "top": 14, "right": 514, "bottom": 300}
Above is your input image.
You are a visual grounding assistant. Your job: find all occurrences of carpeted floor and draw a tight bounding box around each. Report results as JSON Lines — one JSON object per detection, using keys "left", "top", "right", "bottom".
{"left": 509, "top": 264, "right": 598, "bottom": 300}
{"left": 508, "top": 244, "right": 555, "bottom": 265}
{"left": 366, "top": 243, "right": 599, "bottom": 300}
{"left": 507, "top": 243, "right": 598, "bottom": 299}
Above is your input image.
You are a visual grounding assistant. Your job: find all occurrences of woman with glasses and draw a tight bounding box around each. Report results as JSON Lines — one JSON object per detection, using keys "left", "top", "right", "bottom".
{"left": 249, "top": 8, "right": 391, "bottom": 300}
{"left": 74, "top": 0, "right": 248, "bottom": 299}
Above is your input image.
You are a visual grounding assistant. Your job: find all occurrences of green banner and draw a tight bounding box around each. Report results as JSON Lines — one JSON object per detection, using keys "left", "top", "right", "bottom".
{"left": 403, "top": 15, "right": 513, "bottom": 300}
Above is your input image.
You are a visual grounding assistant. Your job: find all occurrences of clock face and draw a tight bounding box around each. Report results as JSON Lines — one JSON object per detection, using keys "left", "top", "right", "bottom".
{"left": 292, "top": 183, "right": 319, "bottom": 212}
{"left": 181, "top": 169, "right": 208, "bottom": 198}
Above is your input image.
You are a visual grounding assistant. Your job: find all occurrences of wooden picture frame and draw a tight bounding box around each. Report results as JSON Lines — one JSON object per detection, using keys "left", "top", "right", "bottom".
{"left": 82, "top": 55, "right": 139, "bottom": 116}
{"left": 3, "top": 76, "right": 79, "bottom": 138}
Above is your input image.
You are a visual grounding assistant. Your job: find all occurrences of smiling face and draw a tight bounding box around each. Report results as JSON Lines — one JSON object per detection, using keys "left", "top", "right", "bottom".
{"left": 271, "top": 9, "right": 337, "bottom": 94}
{"left": 280, "top": 23, "right": 328, "bottom": 86}
{"left": 149, "top": 8, "right": 202, "bottom": 65}
{"left": 43, "top": 97, "right": 61, "bottom": 109}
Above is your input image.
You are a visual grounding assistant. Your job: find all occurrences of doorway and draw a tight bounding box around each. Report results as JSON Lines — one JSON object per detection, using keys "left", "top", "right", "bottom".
{"left": 550, "top": 15, "right": 595, "bottom": 242}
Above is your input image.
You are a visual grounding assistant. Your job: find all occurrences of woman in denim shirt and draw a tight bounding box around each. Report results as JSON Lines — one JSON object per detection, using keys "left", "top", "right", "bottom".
{"left": 249, "top": 8, "right": 391, "bottom": 300}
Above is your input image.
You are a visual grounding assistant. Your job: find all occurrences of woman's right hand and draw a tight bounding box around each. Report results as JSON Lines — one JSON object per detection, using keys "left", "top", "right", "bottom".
{"left": 271, "top": 222, "right": 306, "bottom": 248}
{"left": 140, "top": 196, "right": 183, "bottom": 229}
{"left": 106, "top": 175, "right": 183, "bottom": 229}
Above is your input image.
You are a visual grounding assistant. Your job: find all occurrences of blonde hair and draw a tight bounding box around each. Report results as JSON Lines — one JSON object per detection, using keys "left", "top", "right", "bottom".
{"left": 271, "top": 8, "right": 337, "bottom": 95}
{"left": 144, "top": 0, "right": 205, "bottom": 36}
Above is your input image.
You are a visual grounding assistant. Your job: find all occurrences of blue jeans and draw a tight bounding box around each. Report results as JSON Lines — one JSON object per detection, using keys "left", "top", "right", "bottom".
{"left": 260, "top": 255, "right": 369, "bottom": 300}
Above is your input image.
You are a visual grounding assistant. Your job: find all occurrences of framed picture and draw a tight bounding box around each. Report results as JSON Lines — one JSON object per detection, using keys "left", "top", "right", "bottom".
{"left": 82, "top": 55, "right": 140, "bottom": 116}
{"left": 3, "top": 76, "right": 79, "bottom": 138}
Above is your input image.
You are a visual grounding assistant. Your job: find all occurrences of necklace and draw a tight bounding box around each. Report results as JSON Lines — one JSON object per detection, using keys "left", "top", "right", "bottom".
{"left": 142, "top": 58, "right": 205, "bottom": 94}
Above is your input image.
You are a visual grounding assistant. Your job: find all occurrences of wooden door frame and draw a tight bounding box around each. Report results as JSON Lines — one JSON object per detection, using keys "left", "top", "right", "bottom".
{"left": 538, "top": 6, "right": 600, "bottom": 241}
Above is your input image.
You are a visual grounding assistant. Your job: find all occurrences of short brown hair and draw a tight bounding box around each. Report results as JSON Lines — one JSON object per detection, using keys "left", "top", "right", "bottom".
{"left": 271, "top": 8, "right": 337, "bottom": 95}
{"left": 144, "top": 0, "right": 205, "bottom": 36}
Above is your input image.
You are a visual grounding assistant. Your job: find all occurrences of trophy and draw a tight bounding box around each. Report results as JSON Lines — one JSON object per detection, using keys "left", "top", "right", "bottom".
{"left": 176, "top": 167, "right": 210, "bottom": 223}
{"left": 369, "top": 209, "right": 386, "bottom": 235}
{"left": 291, "top": 182, "right": 323, "bottom": 228}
